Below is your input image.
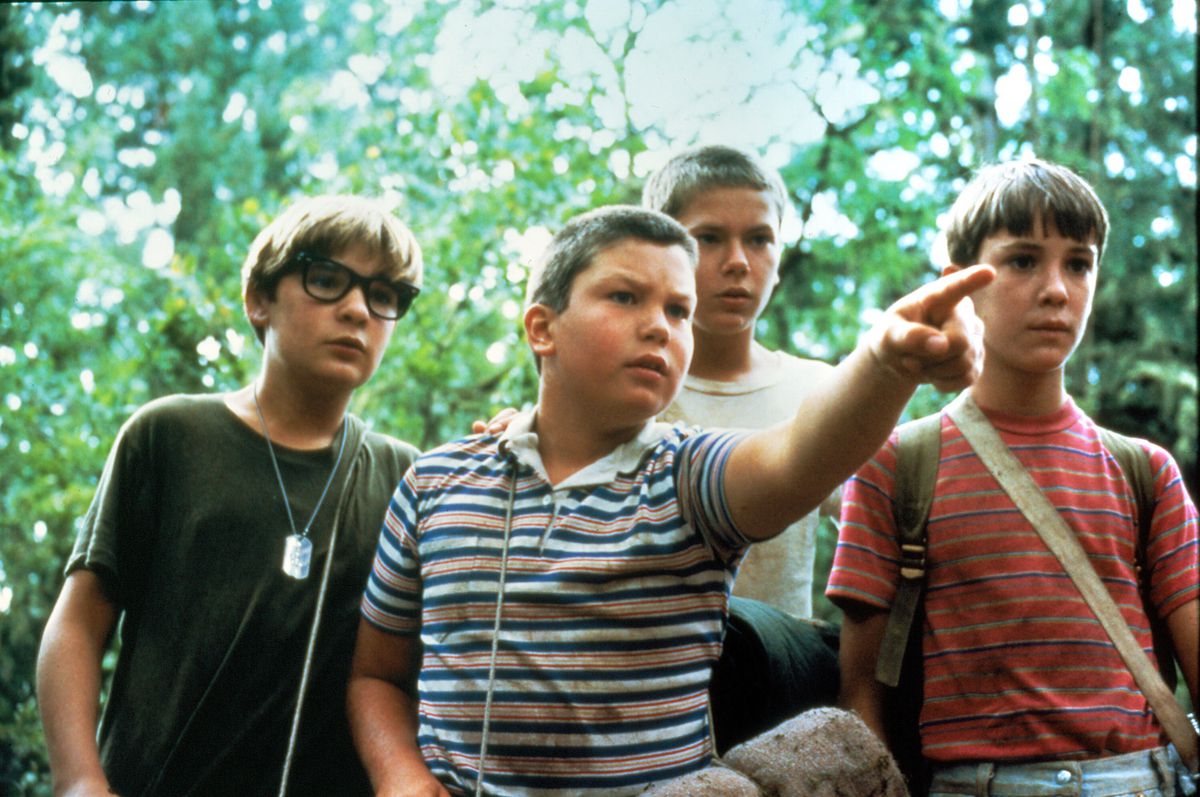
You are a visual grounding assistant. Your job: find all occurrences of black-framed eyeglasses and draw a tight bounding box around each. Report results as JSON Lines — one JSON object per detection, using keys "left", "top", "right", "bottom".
{"left": 293, "top": 252, "right": 420, "bottom": 321}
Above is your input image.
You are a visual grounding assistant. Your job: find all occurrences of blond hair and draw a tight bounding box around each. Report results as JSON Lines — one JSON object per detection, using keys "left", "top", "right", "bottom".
{"left": 641, "top": 145, "right": 789, "bottom": 226}
{"left": 241, "top": 195, "right": 423, "bottom": 340}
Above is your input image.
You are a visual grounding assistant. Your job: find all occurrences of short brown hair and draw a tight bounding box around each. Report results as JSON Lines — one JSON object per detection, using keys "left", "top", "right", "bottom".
{"left": 944, "top": 159, "right": 1108, "bottom": 266}
{"left": 641, "top": 144, "right": 789, "bottom": 227}
{"left": 524, "top": 206, "right": 697, "bottom": 373}
{"left": 241, "top": 195, "right": 423, "bottom": 340}
{"left": 527, "top": 205, "right": 697, "bottom": 313}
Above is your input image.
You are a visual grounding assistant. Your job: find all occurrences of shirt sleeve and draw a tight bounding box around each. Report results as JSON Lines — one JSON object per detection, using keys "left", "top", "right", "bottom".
{"left": 66, "top": 407, "right": 158, "bottom": 608}
{"left": 674, "top": 429, "right": 749, "bottom": 565}
{"left": 825, "top": 433, "right": 903, "bottom": 611}
{"left": 1143, "top": 441, "right": 1200, "bottom": 618}
{"left": 360, "top": 468, "right": 424, "bottom": 635}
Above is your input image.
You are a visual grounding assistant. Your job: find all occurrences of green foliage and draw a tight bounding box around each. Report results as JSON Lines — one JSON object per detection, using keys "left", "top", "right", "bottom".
{"left": 0, "top": 4, "right": 33, "bottom": 153}
{"left": 2, "top": 0, "right": 1194, "bottom": 789}
{"left": 0, "top": 155, "right": 136, "bottom": 793}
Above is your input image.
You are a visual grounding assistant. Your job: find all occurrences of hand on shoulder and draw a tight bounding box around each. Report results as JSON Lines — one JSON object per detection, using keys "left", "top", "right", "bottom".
{"left": 471, "top": 406, "right": 519, "bottom": 435}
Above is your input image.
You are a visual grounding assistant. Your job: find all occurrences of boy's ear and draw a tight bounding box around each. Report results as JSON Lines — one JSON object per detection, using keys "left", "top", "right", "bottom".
{"left": 941, "top": 263, "right": 964, "bottom": 278}
{"left": 524, "top": 303, "right": 557, "bottom": 359}
{"left": 245, "top": 287, "right": 270, "bottom": 330}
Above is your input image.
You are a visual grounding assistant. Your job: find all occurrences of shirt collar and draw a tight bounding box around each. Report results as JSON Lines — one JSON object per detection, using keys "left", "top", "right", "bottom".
{"left": 498, "top": 408, "right": 676, "bottom": 489}
{"left": 973, "top": 394, "right": 1082, "bottom": 436}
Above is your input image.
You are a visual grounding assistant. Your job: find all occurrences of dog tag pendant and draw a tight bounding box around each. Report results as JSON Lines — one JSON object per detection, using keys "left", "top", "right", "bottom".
{"left": 282, "top": 534, "right": 312, "bottom": 579}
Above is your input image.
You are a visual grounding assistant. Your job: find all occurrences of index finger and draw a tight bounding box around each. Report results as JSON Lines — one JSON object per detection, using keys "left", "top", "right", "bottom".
{"left": 913, "top": 264, "right": 995, "bottom": 323}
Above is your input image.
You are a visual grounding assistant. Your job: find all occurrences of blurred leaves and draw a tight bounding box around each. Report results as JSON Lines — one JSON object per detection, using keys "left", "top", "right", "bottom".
{"left": 1, "top": 0, "right": 1194, "bottom": 789}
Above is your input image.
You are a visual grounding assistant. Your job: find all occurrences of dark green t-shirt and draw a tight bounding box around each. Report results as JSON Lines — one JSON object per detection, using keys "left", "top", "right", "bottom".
{"left": 67, "top": 394, "right": 417, "bottom": 797}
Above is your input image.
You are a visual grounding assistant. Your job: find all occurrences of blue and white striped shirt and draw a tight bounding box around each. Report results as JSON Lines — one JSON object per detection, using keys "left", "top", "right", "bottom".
{"left": 362, "top": 412, "right": 748, "bottom": 796}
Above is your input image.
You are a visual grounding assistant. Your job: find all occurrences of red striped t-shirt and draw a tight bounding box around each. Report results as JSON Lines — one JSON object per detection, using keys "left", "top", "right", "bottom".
{"left": 827, "top": 398, "right": 1198, "bottom": 763}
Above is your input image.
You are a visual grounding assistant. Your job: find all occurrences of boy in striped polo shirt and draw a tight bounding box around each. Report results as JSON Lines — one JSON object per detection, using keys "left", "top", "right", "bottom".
{"left": 829, "top": 159, "right": 1199, "bottom": 795}
{"left": 349, "top": 205, "right": 993, "bottom": 796}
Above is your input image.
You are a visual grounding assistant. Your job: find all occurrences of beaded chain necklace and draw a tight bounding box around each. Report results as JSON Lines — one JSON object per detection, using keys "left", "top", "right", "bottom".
{"left": 252, "top": 385, "right": 348, "bottom": 579}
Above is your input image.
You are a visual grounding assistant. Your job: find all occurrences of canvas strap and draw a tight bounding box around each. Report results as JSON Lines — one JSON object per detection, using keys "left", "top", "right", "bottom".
{"left": 278, "top": 416, "right": 367, "bottom": 797}
{"left": 946, "top": 393, "right": 1198, "bottom": 772}
{"left": 875, "top": 412, "right": 941, "bottom": 687}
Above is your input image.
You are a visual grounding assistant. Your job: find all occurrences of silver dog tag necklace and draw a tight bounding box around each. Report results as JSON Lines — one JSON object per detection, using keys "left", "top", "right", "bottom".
{"left": 253, "top": 385, "right": 347, "bottom": 579}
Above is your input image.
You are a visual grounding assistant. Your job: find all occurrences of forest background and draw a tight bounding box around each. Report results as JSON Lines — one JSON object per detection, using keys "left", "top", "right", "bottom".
{"left": 0, "top": 0, "right": 1195, "bottom": 791}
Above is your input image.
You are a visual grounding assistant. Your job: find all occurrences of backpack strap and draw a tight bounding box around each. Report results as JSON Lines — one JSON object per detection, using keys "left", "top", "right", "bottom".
{"left": 1095, "top": 427, "right": 1155, "bottom": 574}
{"left": 875, "top": 412, "right": 942, "bottom": 687}
{"left": 948, "top": 397, "right": 1197, "bottom": 771}
{"left": 1095, "top": 426, "right": 1177, "bottom": 690}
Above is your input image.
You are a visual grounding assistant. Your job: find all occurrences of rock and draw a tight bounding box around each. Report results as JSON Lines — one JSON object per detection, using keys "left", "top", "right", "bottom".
{"left": 640, "top": 763, "right": 761, "bottom": 796}
{"left": 721, "top": 707, "right": 908, "bottom": 797}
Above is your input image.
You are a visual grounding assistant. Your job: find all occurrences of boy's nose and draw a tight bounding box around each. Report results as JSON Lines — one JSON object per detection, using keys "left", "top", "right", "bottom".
{"left": 338, "top": 284, "right": 373, "bottom": 321}
{"left": 641, "top": 307, "right": 671, "bottom": 342}
{"left": 1038, "top": 264, "right": 1070, "bottom": 304}
{"left": 722, "top": 242, "right": 750, "bottom": 274}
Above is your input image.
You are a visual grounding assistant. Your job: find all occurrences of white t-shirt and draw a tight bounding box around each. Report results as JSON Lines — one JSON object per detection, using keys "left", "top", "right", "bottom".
{"left": 658, "top": 346, "right": 836, "bottom": 618}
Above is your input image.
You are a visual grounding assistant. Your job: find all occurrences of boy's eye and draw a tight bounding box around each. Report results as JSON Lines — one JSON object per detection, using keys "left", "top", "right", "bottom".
{"left": 667, "top": 303, "right": 691, "bottom": 320}
{"left": 1067, "top": 258, "right": 1094, "bottom": 273}
{"left": 1006, "top": 254, "right": 1036, "bottom": 270}
{"left": 308, "top": 264, "right": 345, "bottom": 291}
{"left": 694, "top": 232, "right": 720, "bottom": 246}
{"left": 749, "top": 234, "right": 774, "bottom": 248}
{"left": 610, "top": 291, "right": 635, "bottom": 305}
{"left": 369, "top": 282, "right": 400, "bottom": 309}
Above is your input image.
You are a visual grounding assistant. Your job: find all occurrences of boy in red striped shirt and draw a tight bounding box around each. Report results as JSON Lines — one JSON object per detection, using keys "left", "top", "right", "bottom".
{"left": 828, "top": 159, "right": 1198, "bottom": 795}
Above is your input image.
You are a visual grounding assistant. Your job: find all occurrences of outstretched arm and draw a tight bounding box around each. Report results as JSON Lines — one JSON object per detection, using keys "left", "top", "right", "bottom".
{"left": 37, "top": 570, "right": 120, "bottom": 797}
{"left": 724, "top": 265, "right": 994, "bottom": 539}
{"left": 347, "top": 620, "right": 449, "bottom": 797}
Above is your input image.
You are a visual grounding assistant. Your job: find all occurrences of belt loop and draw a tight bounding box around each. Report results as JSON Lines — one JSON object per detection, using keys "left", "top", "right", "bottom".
{"left": 976, "top": 762, "right": 995, "bottom": 796}
{"left": 1152, "top": 746, "right": 1176, "bottom": 797}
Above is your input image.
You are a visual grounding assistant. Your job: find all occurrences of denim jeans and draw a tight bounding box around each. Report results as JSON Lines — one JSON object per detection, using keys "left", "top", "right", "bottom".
{"left": 928, "top": 747, "right": 1177, "bottom": 797}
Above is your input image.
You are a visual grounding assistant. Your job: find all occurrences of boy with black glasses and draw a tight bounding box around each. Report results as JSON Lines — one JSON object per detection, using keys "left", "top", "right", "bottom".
{"left": 37, "top": 195, "right": 423, "bottom": 796}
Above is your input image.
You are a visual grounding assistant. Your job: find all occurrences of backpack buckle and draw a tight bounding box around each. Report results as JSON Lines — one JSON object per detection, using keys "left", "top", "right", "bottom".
{"left": 898, "top": 543, "right": 926, "bottom": 580}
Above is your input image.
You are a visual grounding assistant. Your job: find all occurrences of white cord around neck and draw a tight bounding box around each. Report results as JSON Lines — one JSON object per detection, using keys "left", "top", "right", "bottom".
{"left": 252, "top": 384, "right": 348, "bottom": 542}
{"left": 474, "top": 462, "right": 519, "bottom": 797}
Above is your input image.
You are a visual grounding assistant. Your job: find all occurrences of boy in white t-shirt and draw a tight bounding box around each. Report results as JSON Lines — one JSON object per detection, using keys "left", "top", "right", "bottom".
{"left": 644, "top": 145, "right": 836, "bottom": 619}
{"left": 642, "top": 146, "right": 840, "bottom": 750}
